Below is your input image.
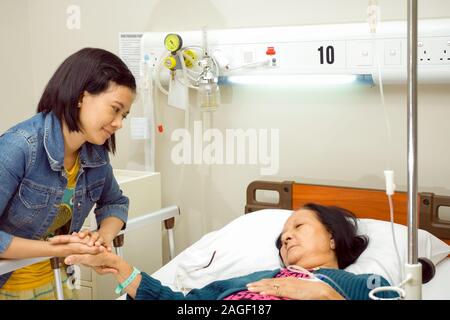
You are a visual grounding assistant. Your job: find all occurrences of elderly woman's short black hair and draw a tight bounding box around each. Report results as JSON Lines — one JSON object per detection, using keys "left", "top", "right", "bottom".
{"left": 276, "top": 203, "right": 369, "bottom": 269}
{"left": 37, "top": 47, "right": 136, "bottom": 154}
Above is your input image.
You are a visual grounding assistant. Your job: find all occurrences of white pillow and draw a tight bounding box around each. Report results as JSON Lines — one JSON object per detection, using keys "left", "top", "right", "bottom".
{"left": 169, "top": 209, "right": 292, "bottom": 291}
{"left": 346, "top": 218, "right": 450, "bottom": 285}
{"left": 159, "top": 209, "right": 450, "bottom": 290}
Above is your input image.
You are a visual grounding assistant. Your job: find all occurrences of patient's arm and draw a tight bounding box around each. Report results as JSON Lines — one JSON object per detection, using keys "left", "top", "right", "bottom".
{"left": 65, "top": 252, "right": 208, "bottom": 300}
{"left": 65, "top": 252, "right": 142, "bottom": 299}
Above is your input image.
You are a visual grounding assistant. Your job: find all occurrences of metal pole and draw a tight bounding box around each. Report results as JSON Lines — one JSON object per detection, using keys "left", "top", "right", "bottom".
{"left": 53, "top": 268, "right": 65, "bottom": 300}
{"left": 405, "top": 0, "right": 422, "bottom": 300}
{"left": 407, "top": 0, "right": 418, "bottom": 265}
{"left": 168, "top": 229, "right": 175, "bottom": 260}
{"left": 50, "top": 257, "right": 65, "bottom": 300}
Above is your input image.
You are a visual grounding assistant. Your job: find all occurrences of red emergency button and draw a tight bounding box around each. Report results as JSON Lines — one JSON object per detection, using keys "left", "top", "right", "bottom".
{"left": 266, "top": 47, "right": 276, "bottom": 55}
{"left": 158, "top": 124, "right": 164, "bottom": 133}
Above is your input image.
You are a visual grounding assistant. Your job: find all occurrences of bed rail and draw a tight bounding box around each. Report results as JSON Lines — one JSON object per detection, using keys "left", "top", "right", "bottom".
{"left": 419, "top": 193, "right": 450, "bottom": 242}
{"left": 245, "top": 180, "right": 293, "bottom": 213}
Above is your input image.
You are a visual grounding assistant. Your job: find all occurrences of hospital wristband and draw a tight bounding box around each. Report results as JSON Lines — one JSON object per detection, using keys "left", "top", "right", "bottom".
{"left": 115, "top": 267, "right": 141, "bottom": 295}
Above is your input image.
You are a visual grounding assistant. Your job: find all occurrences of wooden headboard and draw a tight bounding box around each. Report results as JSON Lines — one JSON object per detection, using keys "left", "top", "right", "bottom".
{"left": 245, "top": 180, "right": 450, "bottom": 245}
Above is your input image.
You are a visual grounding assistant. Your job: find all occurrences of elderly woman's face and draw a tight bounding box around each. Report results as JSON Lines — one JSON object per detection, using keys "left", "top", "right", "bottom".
{"left": 279, "top": 209, "right": 335, "bottom": 269}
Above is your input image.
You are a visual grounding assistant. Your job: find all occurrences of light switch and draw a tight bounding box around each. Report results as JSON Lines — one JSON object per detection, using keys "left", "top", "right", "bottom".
{"left": 243, "top": 50, "right": 255, "bottom": 63}
{"left": 348, "top": 41, "right": 373, "bottom": 67}
{"left": 384, "top": 40, "right": 402, "bottom": 66}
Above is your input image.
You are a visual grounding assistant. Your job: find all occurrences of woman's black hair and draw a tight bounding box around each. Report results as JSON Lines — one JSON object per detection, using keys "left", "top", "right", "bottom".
{"left": 37, "top": 47, "right": 136, "bottom": 154}
{"left": 275, "top": 203, "right": 369, "bottom": 269}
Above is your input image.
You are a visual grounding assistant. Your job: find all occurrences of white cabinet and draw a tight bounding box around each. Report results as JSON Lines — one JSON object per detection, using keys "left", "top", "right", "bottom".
{"left": 78, "top": 170, "right": 161, "bottom": 300}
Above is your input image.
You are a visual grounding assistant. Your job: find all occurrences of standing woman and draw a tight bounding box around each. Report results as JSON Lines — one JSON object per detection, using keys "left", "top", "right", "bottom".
{"left": 0, "top": 48, "right": 136, "bottom": 299}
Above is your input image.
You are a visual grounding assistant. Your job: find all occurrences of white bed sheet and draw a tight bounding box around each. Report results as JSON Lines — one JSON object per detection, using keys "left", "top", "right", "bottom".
{"left": 152, "top": 250, "right": 191, "bottom": 292}
{"left": 152, "top": 256, "right": 450, "bottom": 299}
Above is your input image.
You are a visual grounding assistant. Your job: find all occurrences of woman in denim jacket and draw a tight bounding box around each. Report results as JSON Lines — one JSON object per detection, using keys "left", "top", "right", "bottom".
{"left": 0, "top": 48, "right": 136, "bottom": 299}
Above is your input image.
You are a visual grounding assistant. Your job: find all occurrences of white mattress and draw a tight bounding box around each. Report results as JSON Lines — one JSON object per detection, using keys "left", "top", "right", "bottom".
{"left": 152, "top": 256, "right": 450, "bottom": 299}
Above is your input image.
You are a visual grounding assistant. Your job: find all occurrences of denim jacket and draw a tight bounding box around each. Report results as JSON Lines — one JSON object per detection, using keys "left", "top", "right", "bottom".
{"left": 0, "top": 112, "right": 129, "bottom": 287}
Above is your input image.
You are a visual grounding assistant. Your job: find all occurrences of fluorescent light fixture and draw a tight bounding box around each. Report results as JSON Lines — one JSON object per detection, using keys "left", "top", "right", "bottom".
{"left": 224, "top": 74, "right": 371, "bottom": 86}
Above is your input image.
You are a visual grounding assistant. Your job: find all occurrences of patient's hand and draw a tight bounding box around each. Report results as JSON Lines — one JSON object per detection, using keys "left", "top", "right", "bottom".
{"left": 246, "top": 277, "right": 344, "bottom": 300}
{"left": 65, "top": 251, "right": 119, "bottom": 275}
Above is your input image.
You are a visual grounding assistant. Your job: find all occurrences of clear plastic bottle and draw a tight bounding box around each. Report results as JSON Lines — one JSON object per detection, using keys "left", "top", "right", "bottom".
{"left": 197, "top": 81, "right": 220, "bottom": 111}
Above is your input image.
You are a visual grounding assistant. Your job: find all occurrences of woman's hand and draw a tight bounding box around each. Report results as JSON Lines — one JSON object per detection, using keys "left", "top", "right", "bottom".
{"left": 48, "top": 239, "right": 106, "bottom": 257}
{"left": 246, "top": 277, "right": 344, "bottom": 300}
{"left": 76, "top": 230, "right": 114, "bottom": 251}
{"left": 49, "top": 230, "right": 113, "bottom": 251}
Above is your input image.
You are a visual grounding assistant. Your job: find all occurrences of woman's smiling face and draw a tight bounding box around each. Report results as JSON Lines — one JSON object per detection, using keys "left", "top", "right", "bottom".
{"left": 78, "top": 82, "right": 134, "bottom": 145}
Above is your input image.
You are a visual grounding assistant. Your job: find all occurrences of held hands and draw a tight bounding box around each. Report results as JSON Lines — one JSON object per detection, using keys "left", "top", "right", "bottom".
{"left": 49, "top": 229, "right": 118, "bottom": 274}
{"left": 246, "top": 277, "right": 343, "bottom": 300}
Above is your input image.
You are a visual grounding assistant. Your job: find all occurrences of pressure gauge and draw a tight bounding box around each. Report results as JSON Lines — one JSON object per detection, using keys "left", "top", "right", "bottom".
{"left": 182, "top": 49, "right": 197, "bottom": 68}
{"left": 164, "top": 33, "right": 183, "bottom": 53}
{"left": 163, "top": 56, "right": 177, "bottom": 70}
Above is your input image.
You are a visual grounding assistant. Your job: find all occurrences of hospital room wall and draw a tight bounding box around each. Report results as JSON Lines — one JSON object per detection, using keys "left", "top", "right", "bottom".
{"left": 1, "top": 0, "right": 449, "bottom": 261}
{"left": 0, "top": 1, "right": 34, "bottom": 133}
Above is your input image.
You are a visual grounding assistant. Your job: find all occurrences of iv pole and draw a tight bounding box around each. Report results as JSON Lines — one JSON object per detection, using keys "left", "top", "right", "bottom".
{"left": 404, "top": 0, "right": 422, "bottom": 300}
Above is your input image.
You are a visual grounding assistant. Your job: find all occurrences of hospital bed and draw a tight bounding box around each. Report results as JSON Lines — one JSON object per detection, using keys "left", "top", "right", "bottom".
{"left": 151, "top": 180, "right": 450, "bottom": 300}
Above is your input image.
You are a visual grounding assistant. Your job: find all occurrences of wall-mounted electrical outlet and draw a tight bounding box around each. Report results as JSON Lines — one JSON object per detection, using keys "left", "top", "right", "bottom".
{"left": 418, "top": 37, "right": 450, "bottom": 65}
{"left": 418, "top": 41, "right": 430, "bottom": 63}
{"left": 442, "top": 40, "right": 450, "bottom": 63}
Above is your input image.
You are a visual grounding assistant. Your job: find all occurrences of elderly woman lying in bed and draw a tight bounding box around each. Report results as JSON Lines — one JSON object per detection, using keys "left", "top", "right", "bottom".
{"left": 57, "top": 203, "right": 397, "bottom": 300}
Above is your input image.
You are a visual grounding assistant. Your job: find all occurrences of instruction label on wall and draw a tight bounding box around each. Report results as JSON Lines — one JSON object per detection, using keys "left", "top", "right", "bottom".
{"left": 130, "top": 117, "right": 150, "bottom": 140}
{"left": 119, "top": 32, "right": 143, "bottom": 81}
